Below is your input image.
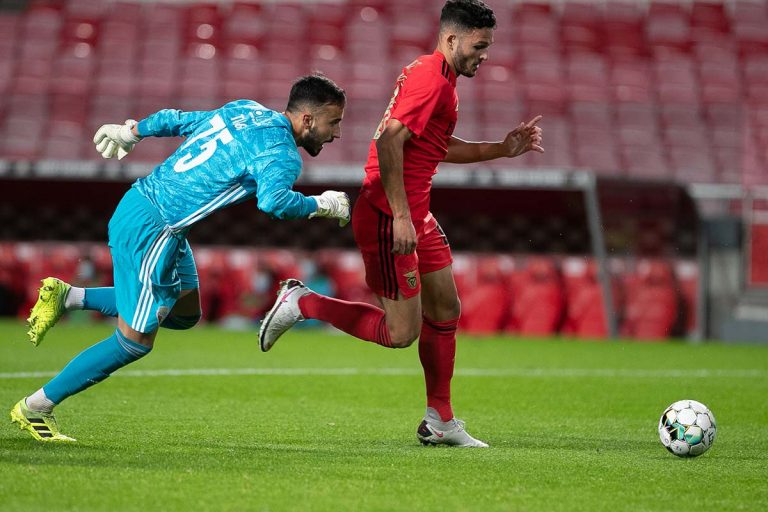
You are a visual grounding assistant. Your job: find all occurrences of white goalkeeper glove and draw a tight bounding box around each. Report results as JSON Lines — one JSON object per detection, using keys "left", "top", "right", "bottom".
{"left": 309, "top": 190, "right": 350, "bottom": 227}
{"left": 93, "top": 119, "right": 142, "bottom": 160}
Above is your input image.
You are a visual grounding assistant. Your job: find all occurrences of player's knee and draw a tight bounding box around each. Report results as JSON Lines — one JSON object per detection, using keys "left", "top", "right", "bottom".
{"left": 388, "top": 324, "right": 420, "bottom": 348}
{"left": 425, "top": 297, "right": 461, "bottom": 322}
{"left": 448, "top": 297, "right": 461, "bottom": 319}
{"left": 161, "top": 313, "right": 202, "bottom": 330}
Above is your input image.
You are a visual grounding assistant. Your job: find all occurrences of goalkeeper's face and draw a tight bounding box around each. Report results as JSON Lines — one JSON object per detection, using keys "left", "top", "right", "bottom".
{"left": 302, "top": 103, "right": 344, "bottom": 157}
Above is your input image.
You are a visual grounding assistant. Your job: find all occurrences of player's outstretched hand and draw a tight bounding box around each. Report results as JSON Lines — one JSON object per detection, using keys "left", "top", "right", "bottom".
{"left": 93, "top": 119, "right": 141, "bottom": 160}
{"left": 309, "top": 190, "right": 351, "bottom": 227}
{"left": 503, "top": 115, "right": 544, "bottom": 157}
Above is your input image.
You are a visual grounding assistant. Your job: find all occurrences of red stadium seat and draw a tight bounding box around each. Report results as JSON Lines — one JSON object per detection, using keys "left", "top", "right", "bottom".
{"left": 669, "top": 147, "right": 717, "bottom": 183}
{"left": 622, "top": 146, "right": 670, "bottom": 179}
{"left": 60, "top": 16, "right": 99, "bottom": 48}
{"left": 570, "top": 101, "right": 612, "bottom": 127}
{"left": 41, "top": 132, "right": 85, "bottom": 160}
{"left": 508, "top": 257, "right": 565, "bottom": 337}
{"left": 0, "top": 0, "right": 755, "bottom": 185}
{"left": 89, "top": 94, "right": 134, "bottom": 131}
{"left": 615, "top": 102, "right": 657, "bottom": 131}
{"left": 131, "top": 138, "right": 177, "bottom": 163}
{"left": 646, "top": 8, "right": 691, "bottom": 51}
{"left": 461, "top": 281, "right": 510, "bottom": 335}
{"left": 459, "top": 255, "right": 514, "bottom": 335}
{"left": 574, "top": 146, "right": 621, "bottom": 174}
{"left": 561, "top": 258, "right": 623, "bottom": 339}
{"left": 610, "top": 61, "right": 654, "bottom": 102}
{"left": 560, "top": 6, "right": 601, "bottom": 54}
{"left": 221, "top": 2, "right": 264, "bottom": 49}
{"left": 0, "top": 12, "right": 20, "bottom": 44}
{"left": 51, "top": 50, "right": 95, "bottom": 97}
{"left": 196, "top": 249, "right": 247, "bottom": 321}
{"left": 621, "top": 259, "right": 681, "bottom": 340}
{"left": 222, "top": 58, "right": 261, "bottom": 100}
{"left": 22, "top": 4, "right": 62, "bottom": 37}
{"left": 12, "top": 57, "right": 53, "bottom": 95}
{"left": 64, "top": 0, "right": 106, "bottom": 18}
{"left": 94, "top": 61, "right": 137, "bottom": 98}
{"left": 179, "top": 56, "right": 222, "bottom": 99}
{"left": 0, "top": 243, "right": 30, "bottom": 317}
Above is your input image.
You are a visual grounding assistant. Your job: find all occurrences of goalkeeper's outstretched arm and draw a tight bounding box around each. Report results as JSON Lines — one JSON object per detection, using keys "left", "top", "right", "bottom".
{"left": 93, "top": 108, "right": 215, "bottom": 160}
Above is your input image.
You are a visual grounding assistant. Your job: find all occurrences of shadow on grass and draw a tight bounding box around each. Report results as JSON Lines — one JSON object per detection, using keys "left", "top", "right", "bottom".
{"left": 1, "top": 432, "right": 500, "bottom": 472}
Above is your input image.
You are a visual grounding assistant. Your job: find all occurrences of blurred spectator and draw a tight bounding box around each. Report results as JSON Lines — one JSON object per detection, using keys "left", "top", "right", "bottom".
{"left": 200, "top": 251, "right": 242, "bottom": 325}
{"left": 216, "top": 258, "right": 280, "bottom": 330}
{"left": 295, "top": 258, "right": 336, "bottom": 329}
{"left": 2, "top": 241, "right": 699, "bottom": 340}
{"left": 73, "top": 254, "right": 101, "bottom": 288}
{"left": 244, "top": 264, "right": 281, "bottom": 321}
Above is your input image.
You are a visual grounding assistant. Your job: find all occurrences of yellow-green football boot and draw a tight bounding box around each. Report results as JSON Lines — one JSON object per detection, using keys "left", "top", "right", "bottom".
{"left": 10, "top": 399, "right": 76, "bottom": 443}
{"left": 26, "top": 277, "right": 71, "bottom": 346}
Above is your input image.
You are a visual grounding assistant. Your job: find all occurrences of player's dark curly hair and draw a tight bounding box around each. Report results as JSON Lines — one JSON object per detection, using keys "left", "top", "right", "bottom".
{"left": 440, "top": 0, "right": 496, "bottom": 31}
{"left": 286, "top": 74, "right": 346, "bottom": 113}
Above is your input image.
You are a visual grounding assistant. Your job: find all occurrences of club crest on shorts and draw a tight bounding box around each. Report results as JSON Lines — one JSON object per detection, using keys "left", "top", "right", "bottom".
{"left": 403, "top": 270, "right": 418, "bottom": 289}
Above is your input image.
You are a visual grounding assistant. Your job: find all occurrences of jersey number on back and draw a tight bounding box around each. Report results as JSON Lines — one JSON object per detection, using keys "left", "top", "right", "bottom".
{"left": 373, "top": 60, "right": 421, "bottom": 140}
{"left": 173, "top": 114, "right": 234, "bottom": 173}
{"left": 373, "top": 78, "right": 403, "bottom": 140}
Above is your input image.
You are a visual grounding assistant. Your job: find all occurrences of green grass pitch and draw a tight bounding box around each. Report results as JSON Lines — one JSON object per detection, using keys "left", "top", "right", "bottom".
{"left": 1, "top": 319, "right": 767, "bottom": 511}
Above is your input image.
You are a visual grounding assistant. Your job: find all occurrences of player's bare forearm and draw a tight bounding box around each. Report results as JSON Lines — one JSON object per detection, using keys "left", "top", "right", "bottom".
{"left": 376, "top": 121, "right": 413, "bottom": 219}
{"left": 376, "top": 126, "right": 417, "bottom": 254}
{"left": 378, "top": 141, "right": 410, "bottom": 219}
{"left": 445, "top": 116, "right": 545, "bottom": 163}
{"left": 444, "top": 137, "right": 506, "bottom": 163}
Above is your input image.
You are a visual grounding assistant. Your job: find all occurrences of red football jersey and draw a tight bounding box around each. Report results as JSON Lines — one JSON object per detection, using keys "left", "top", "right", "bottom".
{"left": 361, "top": 50, "right": 458, "bottom": 227}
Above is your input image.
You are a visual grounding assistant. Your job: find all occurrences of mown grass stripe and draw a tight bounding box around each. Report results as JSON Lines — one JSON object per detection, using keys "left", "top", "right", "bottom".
{"left": 0, "top": 367, "right": 764, "bottom": 379}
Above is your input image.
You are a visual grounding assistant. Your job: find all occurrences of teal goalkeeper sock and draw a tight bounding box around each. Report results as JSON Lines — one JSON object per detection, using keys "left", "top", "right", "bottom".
{"left": 43, "top": 330, "right": 150, "bottom": 404}
{"left": 83, "top": 287, "right": 118, "bottom": 317}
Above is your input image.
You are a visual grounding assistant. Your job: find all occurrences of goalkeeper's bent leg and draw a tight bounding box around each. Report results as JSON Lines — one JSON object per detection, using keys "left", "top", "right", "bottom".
{"left": 58, "top": 285, "right": 117, "bottom": 317}
{"left": 42, "top": 328, "right": 151, "bottom": 404}
{"left": 82, "top": 287, "right": 118, "bottom": 317}
{"left": 161, "top": 314, "right": 201, "bottom": 330}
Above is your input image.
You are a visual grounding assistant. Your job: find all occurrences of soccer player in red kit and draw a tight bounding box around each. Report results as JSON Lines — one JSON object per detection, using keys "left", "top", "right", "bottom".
{"left": 260, "top": 0, "right": 543, "bottom": 447}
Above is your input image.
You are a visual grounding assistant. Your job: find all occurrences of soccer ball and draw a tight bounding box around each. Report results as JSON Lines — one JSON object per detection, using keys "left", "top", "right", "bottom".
{"left": 658, "top": 400, "right": 717, "bottom": 457}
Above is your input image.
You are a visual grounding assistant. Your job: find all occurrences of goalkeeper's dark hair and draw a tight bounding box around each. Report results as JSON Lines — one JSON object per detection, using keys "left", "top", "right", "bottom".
{"left": 286, "top": 74, "right": 346, "bottom": 113}
{"left": 440, "top": 0, "right": 496, "bottom": 32}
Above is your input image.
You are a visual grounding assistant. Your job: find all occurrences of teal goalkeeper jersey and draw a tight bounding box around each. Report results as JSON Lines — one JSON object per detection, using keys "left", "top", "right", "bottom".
{"left": 132, "top": 99, "right": 317, "bottom": 231}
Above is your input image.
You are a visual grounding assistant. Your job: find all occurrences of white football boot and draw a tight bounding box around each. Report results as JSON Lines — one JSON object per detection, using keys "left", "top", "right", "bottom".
{"left": 416, "top": 408, "right": 489, "bottom": 448}
{"left": 259, "top": 279, "right": 311, "bottom": 352}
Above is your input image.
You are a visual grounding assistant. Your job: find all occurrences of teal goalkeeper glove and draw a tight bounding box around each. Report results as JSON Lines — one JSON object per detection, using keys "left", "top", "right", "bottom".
{"left": 93, "top": 119, "right": 142, "bottom": 160}
{"left": 309, "top": 190, "right": 350, "bottom": 227}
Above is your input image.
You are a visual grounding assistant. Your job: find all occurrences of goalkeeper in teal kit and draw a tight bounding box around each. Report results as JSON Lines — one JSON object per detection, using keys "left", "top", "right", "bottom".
{"left": 11, "top": 74, "right": 350, "bottom": 442}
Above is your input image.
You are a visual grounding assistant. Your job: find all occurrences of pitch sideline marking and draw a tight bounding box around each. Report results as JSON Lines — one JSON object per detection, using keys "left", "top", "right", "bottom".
{"left": 0, "top": 367, "right": 765, "bottom": 380}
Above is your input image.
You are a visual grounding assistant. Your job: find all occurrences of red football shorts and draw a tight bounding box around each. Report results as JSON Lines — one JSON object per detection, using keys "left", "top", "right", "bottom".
{"left": 352, "top": 193, "right": 452, "bottom": 300}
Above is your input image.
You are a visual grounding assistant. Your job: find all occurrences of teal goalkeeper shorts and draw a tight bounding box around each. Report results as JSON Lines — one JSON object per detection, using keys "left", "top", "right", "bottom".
{"left": 108, "top": 187, "right": 199, "bottom": 333}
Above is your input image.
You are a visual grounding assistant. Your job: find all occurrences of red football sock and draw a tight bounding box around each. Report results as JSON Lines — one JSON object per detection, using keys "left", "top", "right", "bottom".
{"left": 298, "top": 292, "right": 392, "bottom": 347}
{"left": 419, "top": 315, "right": 458, "bottom": 422}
